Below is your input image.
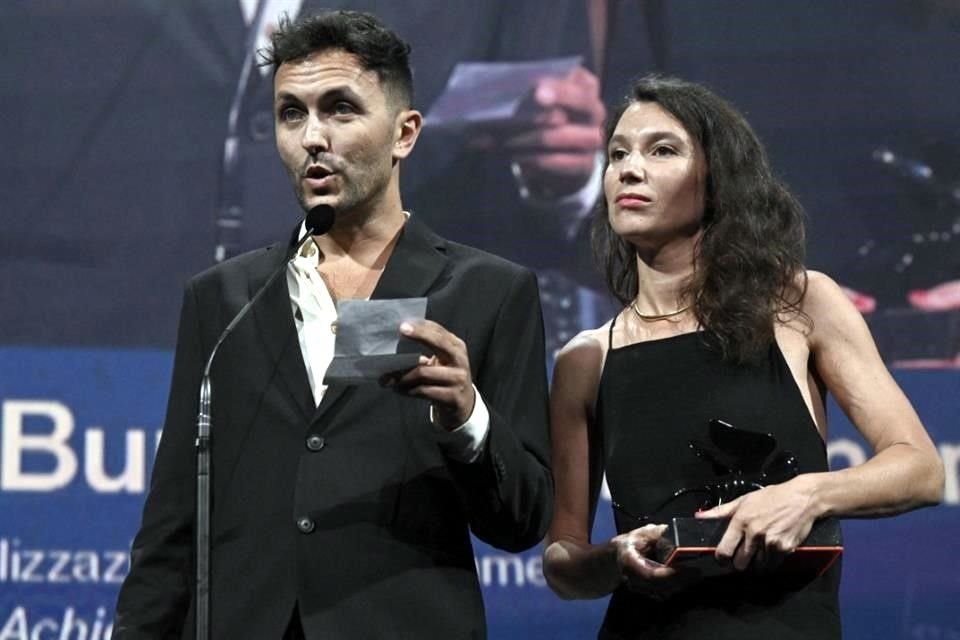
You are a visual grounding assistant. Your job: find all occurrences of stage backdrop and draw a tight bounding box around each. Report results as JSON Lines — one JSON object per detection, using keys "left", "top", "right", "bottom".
{"left": 2, "top": 1, "right": 958, "bottom": 638}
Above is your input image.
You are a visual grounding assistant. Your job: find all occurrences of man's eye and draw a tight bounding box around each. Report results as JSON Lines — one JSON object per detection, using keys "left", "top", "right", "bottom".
{"left": 609, "top": 149, "right": 628, "bottom": 162}
{"left": 333, "top": 101, "right": 356, "bottom": 115}
{"left": 279, "top": 107, "right": 305, "bottom": 123}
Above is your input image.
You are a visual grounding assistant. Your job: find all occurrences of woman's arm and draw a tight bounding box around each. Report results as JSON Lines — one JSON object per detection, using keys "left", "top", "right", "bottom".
{"left": 787, "top": 271, "right": 943, "bottom": 515}
{"left": 542, "top": 331, "right": 674, "bottom": 599}
{"left": 701, "top": 271, "right": 944, "bottom": 570}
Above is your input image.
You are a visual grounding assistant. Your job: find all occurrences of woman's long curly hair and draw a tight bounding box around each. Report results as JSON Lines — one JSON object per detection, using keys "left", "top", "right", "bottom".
{"left": 592, "top": 75, "right": 807, "bottom": 363}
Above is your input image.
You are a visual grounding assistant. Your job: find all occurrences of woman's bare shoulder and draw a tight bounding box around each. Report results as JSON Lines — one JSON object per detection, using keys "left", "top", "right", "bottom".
{"left": 778, "top": 270, "right": 844, "bottom": 328}
{"left": 552, "top": 324, "right": 612, "bottom": 391}
{"left": 562, "top": 324, "right": 609, "bottom": 353}
{"left": 551, "top": 323, "right": 613, "bottom": 422}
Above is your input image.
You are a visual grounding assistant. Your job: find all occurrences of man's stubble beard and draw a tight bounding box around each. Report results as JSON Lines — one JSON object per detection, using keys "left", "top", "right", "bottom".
{"left": 295, "top": 164, "right": 395, "bottom": 224}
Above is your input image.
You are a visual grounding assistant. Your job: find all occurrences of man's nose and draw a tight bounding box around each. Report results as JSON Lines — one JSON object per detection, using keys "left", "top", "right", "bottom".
{"left": 301, "top": 115, "right": 329, "bottom": 155}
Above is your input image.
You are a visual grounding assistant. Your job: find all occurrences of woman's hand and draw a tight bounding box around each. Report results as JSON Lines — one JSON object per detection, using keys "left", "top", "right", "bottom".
{"left": 695, "top": 476, "right": 820, "bottom": 571}
{"left": 609, "top": 523, "right": 702, "bottom": 598}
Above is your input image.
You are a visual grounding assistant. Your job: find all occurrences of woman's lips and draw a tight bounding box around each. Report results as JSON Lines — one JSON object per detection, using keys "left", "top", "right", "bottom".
{"left": 615, "top": 193, "right": 652, "bottom": 208}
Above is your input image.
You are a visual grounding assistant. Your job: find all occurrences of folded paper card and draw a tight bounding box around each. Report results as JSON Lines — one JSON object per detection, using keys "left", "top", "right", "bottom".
{"left": 324, "top": 298, "right": 428, "bottom": 384}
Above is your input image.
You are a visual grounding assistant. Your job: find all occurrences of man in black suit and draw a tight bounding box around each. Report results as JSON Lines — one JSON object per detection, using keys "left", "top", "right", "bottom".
{"left": 113, "top": 10, "right": 552, "bottom": 639}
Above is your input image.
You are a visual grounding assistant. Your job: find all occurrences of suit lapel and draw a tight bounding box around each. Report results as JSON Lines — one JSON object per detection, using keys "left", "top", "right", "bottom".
{"left": 369, "top": 217, "right": 449, "bottom": 301}
{"left": 248, "top": 242, "right": 316, "bottom": 423}
{"left": 310, "top": 217, "right": 449, "bottom": 427}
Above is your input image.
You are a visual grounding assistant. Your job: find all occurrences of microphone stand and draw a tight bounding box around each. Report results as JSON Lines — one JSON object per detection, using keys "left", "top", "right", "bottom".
{"left": 195, "top": 206, "right": 333, "bottom": 640}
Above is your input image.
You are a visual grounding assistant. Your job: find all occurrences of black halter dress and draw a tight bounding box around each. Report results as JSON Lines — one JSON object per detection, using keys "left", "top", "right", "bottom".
{"left": 595, "top": 319, "right": 841, "bottom": 639}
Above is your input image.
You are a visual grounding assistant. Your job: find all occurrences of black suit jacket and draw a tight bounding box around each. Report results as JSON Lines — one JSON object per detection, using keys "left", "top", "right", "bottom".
{"left": 114, "top": 218, "right": 552, "bottom": 639}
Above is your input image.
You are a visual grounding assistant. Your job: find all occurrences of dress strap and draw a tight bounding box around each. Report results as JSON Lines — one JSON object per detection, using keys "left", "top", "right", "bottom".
{"left": 608, "top": 309, "right": 621, "bottom": 350}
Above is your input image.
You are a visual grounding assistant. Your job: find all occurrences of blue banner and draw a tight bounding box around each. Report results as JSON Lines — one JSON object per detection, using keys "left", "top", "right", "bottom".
{"left": 2, "top": 349, "right": 957, "bottom": 638}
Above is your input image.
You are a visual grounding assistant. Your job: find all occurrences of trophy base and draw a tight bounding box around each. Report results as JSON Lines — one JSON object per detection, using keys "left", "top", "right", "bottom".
{"left": 656, "top": 517, "right": 842, "bottom": 579}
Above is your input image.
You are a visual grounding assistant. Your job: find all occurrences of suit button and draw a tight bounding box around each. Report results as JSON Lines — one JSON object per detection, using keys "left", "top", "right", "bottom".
{"left": 306, "top": 435, "right": 325, "bottom": 451}
{"left": 296, "top": 517, "right": 315, "bottom": 534}
{"left": 493, "top": 455, "right": 507, "bottom": 482}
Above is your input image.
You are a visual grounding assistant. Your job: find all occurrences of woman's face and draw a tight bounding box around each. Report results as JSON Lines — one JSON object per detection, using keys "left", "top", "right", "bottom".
{"left": 604, "top": 101, "right": 706, "bottom": 251}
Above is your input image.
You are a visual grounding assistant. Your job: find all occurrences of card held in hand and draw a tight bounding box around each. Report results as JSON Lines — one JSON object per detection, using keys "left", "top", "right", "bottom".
{"left": 324, "top": 298, "right": 428, "bottom": 384}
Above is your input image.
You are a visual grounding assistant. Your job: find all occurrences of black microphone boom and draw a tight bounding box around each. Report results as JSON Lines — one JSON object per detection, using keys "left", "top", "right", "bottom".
{"left": 202, "top": 205, "right": 334, "bottom": 378}
{"left": 195, "top": 204, "right": 333, "bottom": 640}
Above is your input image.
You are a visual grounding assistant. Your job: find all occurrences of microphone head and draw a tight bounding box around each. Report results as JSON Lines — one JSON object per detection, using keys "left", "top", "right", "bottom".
{"left": 305, "top": 205, "right": 335, "bottom": 235}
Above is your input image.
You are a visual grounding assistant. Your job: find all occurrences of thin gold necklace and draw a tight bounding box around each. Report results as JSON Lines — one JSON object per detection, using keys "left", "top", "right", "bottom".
{"left": 631, "top": 301, "right": 690, "bottom": 322}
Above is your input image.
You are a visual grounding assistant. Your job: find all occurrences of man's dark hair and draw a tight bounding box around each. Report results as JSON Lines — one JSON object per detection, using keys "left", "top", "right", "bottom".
{"left": 263, "top": 10, "right": 414, "bottom": 107}
{"left": 592, "top": 75, "right": 808, "bottom": 363}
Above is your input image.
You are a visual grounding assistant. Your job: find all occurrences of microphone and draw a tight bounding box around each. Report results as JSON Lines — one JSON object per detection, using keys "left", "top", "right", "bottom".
{"left": 302, "top": 203, "right": 336, "bottom": 240}
{"left": 195, "top": 204, "right": 333, "bottom": 640}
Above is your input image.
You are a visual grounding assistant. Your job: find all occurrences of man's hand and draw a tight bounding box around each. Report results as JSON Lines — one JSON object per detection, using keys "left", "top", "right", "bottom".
{"left": 394, "top": 320, "right": 476, "bottom": 430}
{"left": 469, "top": 66, "right": 605, "bottom": 199}
{"left": 509, "top": 66, "right": 605, "bottom": 197}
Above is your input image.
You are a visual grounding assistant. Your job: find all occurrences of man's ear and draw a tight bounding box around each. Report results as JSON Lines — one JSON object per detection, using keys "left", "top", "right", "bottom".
{"left": 393, "top": 108, "right": 423, "bottom": 160}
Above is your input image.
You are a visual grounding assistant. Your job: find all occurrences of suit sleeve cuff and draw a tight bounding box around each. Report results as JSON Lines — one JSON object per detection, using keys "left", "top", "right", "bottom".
{"left": 431, "top": 385, "right": 490, "bottom": 463}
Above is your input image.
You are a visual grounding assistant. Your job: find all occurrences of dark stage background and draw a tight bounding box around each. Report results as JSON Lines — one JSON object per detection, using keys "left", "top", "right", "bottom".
{"left": 2, "top": 1, "right": 958, "bottom": 638}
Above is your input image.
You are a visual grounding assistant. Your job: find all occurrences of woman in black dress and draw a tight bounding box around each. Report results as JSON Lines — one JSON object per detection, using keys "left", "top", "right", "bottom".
{"left": 542, "top": 76, "right": 944, "bottom": 639}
